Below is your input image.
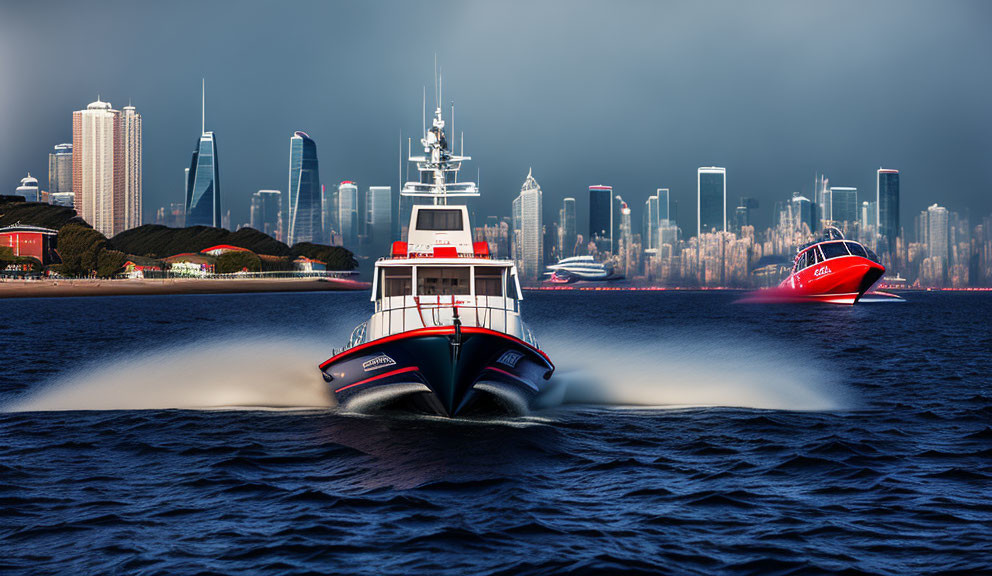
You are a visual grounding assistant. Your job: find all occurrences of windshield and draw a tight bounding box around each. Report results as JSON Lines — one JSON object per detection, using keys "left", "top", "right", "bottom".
{"left": 845, "top": 242, "right": 868, "bottom": 258}
{"left": 820, "top": 242, "right": 850, "bottom": 260}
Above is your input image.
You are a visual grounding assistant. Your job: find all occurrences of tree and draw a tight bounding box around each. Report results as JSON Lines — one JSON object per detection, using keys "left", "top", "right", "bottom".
{"left": 216, "top": 250, "right": 262, "bottom": 274}
{"left": 291, "top": 243, "right": 358, "bottom": 271}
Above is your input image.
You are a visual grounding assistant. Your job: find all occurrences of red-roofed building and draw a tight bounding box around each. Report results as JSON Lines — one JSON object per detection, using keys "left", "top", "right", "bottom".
{"left": 0, "top": 224, "right": 60, "bottom": 265}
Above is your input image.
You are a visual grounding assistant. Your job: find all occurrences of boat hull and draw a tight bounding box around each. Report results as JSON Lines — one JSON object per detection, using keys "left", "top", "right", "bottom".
{"left": 319, "top": 326, "right": 554, "bottom": 417}
{"left": 776, "top": 255, "right": 885, "bottom": 305}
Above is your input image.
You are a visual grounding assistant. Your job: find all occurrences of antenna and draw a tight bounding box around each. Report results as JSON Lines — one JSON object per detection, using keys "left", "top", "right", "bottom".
{"left": 451, "top": 102, "right": 455, "bottom": 150}
{"left": 434, "top": 54, "right": 438, "bottom": 112}
{"left": 398, "top": 131, "right": 402, "bottom": 200}
{"left": 461, "top": 131, "right": 464, "bottom": 156}
{"left": 422, "top": 86, "right": 426, "bottom": 138}
{"left": 201, "top": 78, "right": 205, "bottom": 134}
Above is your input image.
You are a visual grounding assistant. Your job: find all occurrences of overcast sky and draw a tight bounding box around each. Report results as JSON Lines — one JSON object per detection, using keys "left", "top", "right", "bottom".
{"left": 1, "top": 0, "right": 990, "bottom": 234}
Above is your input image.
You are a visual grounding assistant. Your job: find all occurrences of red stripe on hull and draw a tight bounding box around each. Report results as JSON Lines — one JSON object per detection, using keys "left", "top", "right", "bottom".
{"left": 334, "top": 366, "right": 421, "bottom": 393}
{"left": 320, "top": 326, "right": 553, "bottom": 371}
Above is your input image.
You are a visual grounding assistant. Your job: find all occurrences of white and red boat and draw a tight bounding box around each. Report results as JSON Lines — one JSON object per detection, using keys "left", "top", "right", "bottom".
{"left": 774, "top": 227, "right": 886, "bottom": 305}
{"left": 319, "top": 95, "right": 553, "bottom": 417}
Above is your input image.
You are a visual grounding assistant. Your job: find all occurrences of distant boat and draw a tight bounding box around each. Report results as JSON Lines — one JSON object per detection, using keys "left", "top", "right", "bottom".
{"left": 775, "top": 227, "right": 886, "bottom": 304}
{"left": 544, "top": 255, "right": 622, "bottom": 283}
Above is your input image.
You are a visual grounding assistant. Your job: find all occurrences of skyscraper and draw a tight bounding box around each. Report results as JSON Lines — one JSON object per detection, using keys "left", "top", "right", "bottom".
{"left": 791, "top": 193, "right": 814, "bottom": 232}
{"left": 861, "top": 201, "right": 877, "bottom": 232}
{"left": 366, "top": 186, "right": 392, "bottom": 253}
{"left": 927, "top": 203, "right": 949, "bottom": 263}
{"left": 119, "top": 105, "right": 142, "bottom": 230}
{"left": 72, "top": 98, "right": 125, "bottom": 237}
{"left": 829, "top": 187, "right": 858, "bottom": 227}
{"left": 48, "top": 143, "right": 72, "bottom": 197}
{"left": 15, "top": 173, "right": 40, "bottom": 202}
{"left": 513, "top": 169, "right": 543, "bottom": 280}
{"left": 250, "top": 190, "right": 282, "bottom": 239}
{"left": 589, "top": 185, "right": 613, "bottom": 253}
{"left": 287, "top": 131, "right": 321, "bottom": 245}
{"left": 697, "top": 167, "right": 726, "bottom": 235}
{"left": 560, "top": 197, "right": 576, "bottom": 258}
{"left": 337, "top": 181, "right": 359, "bottom": 249}
{"left": 877, "top": 168, "right": 900, "bottom": 250}
{"left": 186, "top": 81, "right": 221, "bottom": 228}
{"left": 657, "top": 188, "right": 670, "bottom": 222}
{"left": 643, "top": 194, "right": 659, "bottom": 252}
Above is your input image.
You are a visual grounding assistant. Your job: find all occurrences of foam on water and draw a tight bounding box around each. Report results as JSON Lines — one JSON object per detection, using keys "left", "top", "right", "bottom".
{"left": 537, "top": 330, "right": 850, "bottom": 412}
{"left": 4, "top": 336, "right": 335, "bottom": 412}
{"left": 4, "top": 326, "right": 849, "bottom": 414}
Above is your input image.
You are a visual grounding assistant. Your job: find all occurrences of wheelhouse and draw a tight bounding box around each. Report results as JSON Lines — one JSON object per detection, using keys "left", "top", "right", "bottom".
{"left": 792, "top": 240, "right": 880, "bottom": 275}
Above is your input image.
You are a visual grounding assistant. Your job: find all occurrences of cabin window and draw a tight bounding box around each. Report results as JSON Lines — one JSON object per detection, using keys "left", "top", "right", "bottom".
{"left": 821, "top": 242, "right": 850, "bottom": 260}
{"left": 416, "top": 209, "right": 463, "bottom": 231}
{"left": 417, "top": 266, "right": 470, "bottom": 295}
{"left": 845, "top": 242, "right": 868, "bottom": 258}
{"left": 475, "top": 267, "right": 503, "bottom": 296}
{"left": 383, "top": 266, "right": 412, "bottom": 297}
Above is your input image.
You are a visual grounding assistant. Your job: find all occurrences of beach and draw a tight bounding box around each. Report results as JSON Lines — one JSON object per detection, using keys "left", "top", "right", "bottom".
{"left": 0, "top": 277, "right": 369, "bottom": 299}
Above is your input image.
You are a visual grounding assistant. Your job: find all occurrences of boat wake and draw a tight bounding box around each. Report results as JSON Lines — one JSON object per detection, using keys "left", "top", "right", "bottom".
{"left": 535, "top": 330, "right": 851, "bottom": 412}
{"left": 4, "top": 328, "right": 850, "bottom": 414}
{"left": 4, "top": 336, "right": 336, "bottom": 413}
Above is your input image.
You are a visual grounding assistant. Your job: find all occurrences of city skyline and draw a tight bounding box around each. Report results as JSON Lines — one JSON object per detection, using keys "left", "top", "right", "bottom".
{"left": 2, "top": 0, "right": 990, "bottom": 233}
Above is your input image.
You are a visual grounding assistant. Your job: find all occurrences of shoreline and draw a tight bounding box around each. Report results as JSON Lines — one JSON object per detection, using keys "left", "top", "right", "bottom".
{"left": 0, "top": 277, "right": 370, "bottom": 299}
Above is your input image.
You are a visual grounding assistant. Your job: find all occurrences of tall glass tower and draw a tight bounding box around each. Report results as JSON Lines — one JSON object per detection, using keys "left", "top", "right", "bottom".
{"left": 829, "top": 187, "right": 858, "bottom": 225}
{"left": 287, "top": 131, "right": 322, "bottom": 245}
{"left": 366, "top": 186, "right": 392, "bottom": 253}
{"left": 337, "top": 181, "right": 359, "bottom": 249}
{"left": 697, "top": 167, "right": 726, "bottom": 236}
{"left": 877, "top": 168, "right": 900, "bottom": 251}
{"left": 643, "top": 195, "right": 659, "bottom": 252}
{"left": 588, "top": 185, "right": 613, "bottom": 253}
{"left": 561, "top": 197, "right": 576, "bottom": 258}
{"left": 185, "top": 81, "right": 220, "bottom": 228}
{"left": 657, "top": 188, "right": 670, "bottom": 222}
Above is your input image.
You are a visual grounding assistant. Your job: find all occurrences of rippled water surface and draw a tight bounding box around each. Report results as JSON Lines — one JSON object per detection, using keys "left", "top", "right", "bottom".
{"left": 1, "top": 291, "right": 990, "bottom": 575}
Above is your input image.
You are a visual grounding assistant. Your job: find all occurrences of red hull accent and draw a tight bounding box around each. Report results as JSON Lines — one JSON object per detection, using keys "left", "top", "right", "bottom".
{"left": 320, "top": 326, "right": 553, "bottom": 371}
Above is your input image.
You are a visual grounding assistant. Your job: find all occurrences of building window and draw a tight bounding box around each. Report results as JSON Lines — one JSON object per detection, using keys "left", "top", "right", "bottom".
{"left": 417, "top": 266, "right": 470, "bottom": 296}
{"left": 383, "top": 266, "right": 412, "bottom": 297}
{"left": 475, "top": 267, "right": 503, "bottom": 296}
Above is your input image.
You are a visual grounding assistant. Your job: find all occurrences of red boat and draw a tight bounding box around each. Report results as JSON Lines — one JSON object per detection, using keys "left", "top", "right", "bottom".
{"left": 776, "top": 228, "right": 885, "bottom": 305}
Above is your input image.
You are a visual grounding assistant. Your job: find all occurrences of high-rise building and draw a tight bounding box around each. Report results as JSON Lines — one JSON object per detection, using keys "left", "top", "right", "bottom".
{"left": 72, "top": 98, "right": 124, "bottom": 237}
{"left": 513, "top": 169, "right": 543, "bottom": 280}
{"left": 322, "top": 184, "right": 337, "bottom": 244}
{"left": 877, "top": 168, "right": 900, "bottom": 250}
{"left": 560, "top": 197, "right": 577, "bottom": 258}
{"left": 860, "top": 201, "right": 876, "bottom": 231}
{"left": 156, "top": 202, "right": 186, "bottom": 228}
{"left": 250, "top": 190, "right": 282, "bottom": 239}
{"left": 337, "top": 181, "right": 359, "bottom": 249}
{"left": 791, "top": 193, "right": 814, "bottom": 232}
{"left": 643, "top": 195, "right": 659, "bottom": 252}
{"left": 185, "top": 82, "right": 221, "bottom": 228}
{"left": 119, "top": 105, "right": 142, "bottom": 230}
{"left": 589, "top": 185, "right": 613, "bottom": 253}
{"left": 927, "top": 203, "right": 949, "bottom": 263}
{"left": 15, "top": 173, "right": 40, "bottom": 202}
{"left": 48, "top": 143, "right": 73, "bottom": 197}
{"left": 287, "top": 131, "right": 321, "bottom": 245}
{"left": 50, "top": 193, "right": 75, "bottom": 207}
{"left": 657, "top": 188, "right": 670, "bottom": 221}
{"left": 366, "top": 186, "right": 392, "bottom": 253}
{"left": 829, "top": 187, "right": 858, "bottom": 226}
{"left": 697, "top": 167, "right": 726, "bottom": 236}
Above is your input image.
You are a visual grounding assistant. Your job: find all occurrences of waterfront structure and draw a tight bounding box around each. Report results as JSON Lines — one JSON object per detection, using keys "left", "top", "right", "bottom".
{"left": 48, "top": 143, "right": 72, "bottom": 197}
{"left": 72, "top": 98, "right": 122, "bottom": 237}
{"left": 512, "top": 168, "right": 543, "bottom": 280}
{"left": 877, "top": 168, "right": 900, "bottom": 251}
{"left": 697, "top": 167, "right": 726, "bottom": 235}
{"left": 287, "top": 131, "right": 322, "bottom": 245}
{"left": 366, "top": 186, "right": 392, "bottom": 253}
{"left": 0, "top": 224, "right": 59, "bottom": 264}
{"left": 337, "top": 181, "right": 359, "bottom": 249}
{"left": 185, "top": 82, "right": 221, "bottom": 228}
{"left": 250, "top": 190, "right": 282, "bottom": 240}
{"left": 560, "top": 197, "right": 577, "bottom": 258}
{"left": 829, "top": 187, "right": 858, "bottom": 227}
{"left": 589, "top": 185, "right": 613, "bottom": 253}
{"left": 119, "top": 105, "right": 142, "bottom": 230}
{"left": 14, "top": 173, "right": 40, "bottom": 203}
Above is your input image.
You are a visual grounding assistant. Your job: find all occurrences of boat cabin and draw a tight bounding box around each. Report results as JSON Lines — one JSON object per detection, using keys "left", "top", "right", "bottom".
{"left": 792, "top": 240, "right": 879, "bottom": 275}
{"left": 358, "top": 205, "right": 530, "bottom": 345}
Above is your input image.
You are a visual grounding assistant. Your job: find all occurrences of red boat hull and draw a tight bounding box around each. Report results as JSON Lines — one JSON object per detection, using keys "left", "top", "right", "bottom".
{"left": 776, "top": 255, "right": 885, "bottom": 305}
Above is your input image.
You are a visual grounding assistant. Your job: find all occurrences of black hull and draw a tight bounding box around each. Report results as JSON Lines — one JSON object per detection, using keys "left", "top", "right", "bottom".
{"left": 320, "top": 327, "right": 554, "bottom": 417}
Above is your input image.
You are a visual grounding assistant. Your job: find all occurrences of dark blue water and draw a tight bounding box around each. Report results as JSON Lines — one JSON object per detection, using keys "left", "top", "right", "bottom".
{"left": 1, "top": 291, "right": 990, "bottom": 575}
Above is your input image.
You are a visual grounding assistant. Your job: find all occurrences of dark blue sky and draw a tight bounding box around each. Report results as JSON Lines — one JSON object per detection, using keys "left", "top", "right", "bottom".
{"left": 1, "top": 0, "right": 990, "bottom": 234}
